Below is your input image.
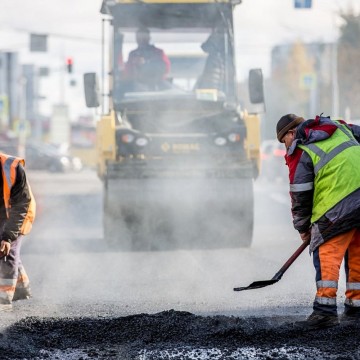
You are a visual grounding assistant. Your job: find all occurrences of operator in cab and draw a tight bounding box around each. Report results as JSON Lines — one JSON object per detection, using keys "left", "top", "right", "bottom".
{"left": 124, "top": 27, "right": 171, "bottom": 91}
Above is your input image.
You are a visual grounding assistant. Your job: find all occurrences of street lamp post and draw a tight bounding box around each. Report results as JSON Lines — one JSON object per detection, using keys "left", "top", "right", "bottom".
{"left": 331, "top": 41, "right": 340, "bottom": 118}
{"left": 18, "top": 76, "right": 27, "bottom": 158}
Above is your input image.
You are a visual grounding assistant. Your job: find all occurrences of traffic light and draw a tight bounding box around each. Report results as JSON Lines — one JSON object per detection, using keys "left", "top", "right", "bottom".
{"left": 66, "top": 57, "right": 73, "bottom": 73}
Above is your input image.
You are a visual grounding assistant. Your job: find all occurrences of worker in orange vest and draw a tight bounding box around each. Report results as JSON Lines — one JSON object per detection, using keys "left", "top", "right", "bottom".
{"left": 0, "top": 153, "right": 36, "bottom": 312}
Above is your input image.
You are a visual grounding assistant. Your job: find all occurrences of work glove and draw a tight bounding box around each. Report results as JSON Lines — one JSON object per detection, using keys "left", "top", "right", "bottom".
{"left": 300, "top": 230, "right": 311, "bottom": 243}
{"left": 0, "top": 240, "right": 11, "bottom": 256}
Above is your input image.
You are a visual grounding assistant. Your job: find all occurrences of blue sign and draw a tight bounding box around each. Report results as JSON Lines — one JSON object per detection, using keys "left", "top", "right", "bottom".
{"left": 294, "top": 0, "right": 312, "bottom": 8}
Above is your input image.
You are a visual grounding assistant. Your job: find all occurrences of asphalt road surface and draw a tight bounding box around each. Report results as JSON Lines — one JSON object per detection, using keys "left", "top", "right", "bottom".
{"left": 0, "top": 170, "right": 358, "bottom": 359}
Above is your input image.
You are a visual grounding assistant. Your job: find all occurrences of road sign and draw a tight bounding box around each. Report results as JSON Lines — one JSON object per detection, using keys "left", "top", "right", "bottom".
{"left": 39, "top": 67, "right": 50, "bottom": 77}
{"left": 294, "top": 0, "right": 312, "bottom": 8}
{"left": 299, "top": 73, "right": 316, "bottom": 90}
{"left": 0, "top": 95, "right": 9, "bottom": 118}
{"left": 30, "top": 34, "right": 48, "bottom": 52}
{"left": 13, "top": 119, "right": 31, "bottom": 137}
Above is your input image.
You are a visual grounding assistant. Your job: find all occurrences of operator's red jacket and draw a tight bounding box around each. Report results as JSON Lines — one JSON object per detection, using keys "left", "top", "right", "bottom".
{"left": 125, "top": 44, "right": 170, "bottom": 84}
{"left": 285, "top": 116, "right": 360, "bottom": 252}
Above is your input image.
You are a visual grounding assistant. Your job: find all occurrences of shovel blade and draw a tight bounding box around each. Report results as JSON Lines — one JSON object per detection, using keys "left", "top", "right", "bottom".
{"left": 233, "top": 279, "right": 279, "bottom": 291}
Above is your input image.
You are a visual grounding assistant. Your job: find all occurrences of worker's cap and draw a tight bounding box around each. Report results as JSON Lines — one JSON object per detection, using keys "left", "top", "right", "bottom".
{"left": 276, "top": 114, "right": 304, "bottom": 142}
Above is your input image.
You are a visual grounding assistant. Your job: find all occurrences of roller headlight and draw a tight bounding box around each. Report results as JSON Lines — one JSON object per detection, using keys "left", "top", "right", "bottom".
{"left": 60, "top": 156, "right": 70, "bottom": 166}
{"left": 228, "top": 133, "right": 241, "bottom": 142}
{"left": 135, "top": 137, "right": 148, "bottom": 147}
{"left": 214, "top": 137, "right": 227, "bottom": 146}
{"left": 121, "top": 133, "right": 135, "bottom": 143}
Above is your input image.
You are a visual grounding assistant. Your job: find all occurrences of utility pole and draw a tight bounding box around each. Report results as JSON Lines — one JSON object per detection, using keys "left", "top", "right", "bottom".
{"left": 331, "top": 41, "right": 339, "bottom": 117}
{"left": 18, "top": 76, "right": 27, "bottom": 158}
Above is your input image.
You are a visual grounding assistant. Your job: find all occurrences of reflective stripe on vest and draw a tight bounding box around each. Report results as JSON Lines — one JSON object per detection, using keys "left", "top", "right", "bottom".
{"left": 0, "top": 154, "right": 36, "bottom": 235}
{"left": 298, "top": 122, "right": 360, "bottom": 223}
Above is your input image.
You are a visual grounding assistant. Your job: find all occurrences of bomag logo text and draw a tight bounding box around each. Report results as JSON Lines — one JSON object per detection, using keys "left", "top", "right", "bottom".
{"left": 161, "top": 143, "right": 200, "bottom": 153}
{"left": 172, "top": 143, "right": 200, "bottom": 152}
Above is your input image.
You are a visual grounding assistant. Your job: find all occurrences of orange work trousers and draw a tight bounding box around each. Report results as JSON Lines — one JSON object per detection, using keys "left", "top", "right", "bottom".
{"left": 312, "top": 228, "right": 360, "bottom": 314}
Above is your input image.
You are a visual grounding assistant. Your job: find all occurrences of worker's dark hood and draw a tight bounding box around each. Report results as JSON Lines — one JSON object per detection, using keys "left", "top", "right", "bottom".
{"left": 287, "top": 115, "right": 342, "bottom": 155}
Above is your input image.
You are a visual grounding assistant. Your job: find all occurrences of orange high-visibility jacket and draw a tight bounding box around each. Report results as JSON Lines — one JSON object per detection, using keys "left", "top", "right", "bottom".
{"left": 0, "top": 154, "right": 36, "bottom": 236}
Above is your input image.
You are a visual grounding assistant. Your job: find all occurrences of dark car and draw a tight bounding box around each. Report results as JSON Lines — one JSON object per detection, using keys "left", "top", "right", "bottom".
{"left": 24, "top": 144, "right": 83, "bottom": 172}
{"left": 0, "top": 142, "right": 17, "bottom": 156}
{"left": 0, "top": 142, "right": 83, "bottom": 173}
{"left": 260, "top": 140, "right": 288, "bottom": 182}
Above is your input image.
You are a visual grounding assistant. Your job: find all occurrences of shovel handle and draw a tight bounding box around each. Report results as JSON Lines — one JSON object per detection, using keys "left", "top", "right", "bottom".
{"left": 272, "top": 240, "right": 310, "bottom": 281}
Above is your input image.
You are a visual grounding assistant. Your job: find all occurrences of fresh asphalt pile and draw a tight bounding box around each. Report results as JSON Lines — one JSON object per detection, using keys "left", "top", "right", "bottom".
{"left": 0, "top": 310, "right": 359, "bottom": 359}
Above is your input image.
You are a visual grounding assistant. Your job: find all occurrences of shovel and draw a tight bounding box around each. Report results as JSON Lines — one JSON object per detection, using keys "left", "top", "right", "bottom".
{"left": 233, "top": 240, "right": 310, "bottom": 291}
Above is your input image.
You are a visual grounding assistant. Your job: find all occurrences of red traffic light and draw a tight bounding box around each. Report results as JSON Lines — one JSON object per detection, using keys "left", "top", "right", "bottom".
{"left": 66, "top": 57, "right": 73, "bottom": 73}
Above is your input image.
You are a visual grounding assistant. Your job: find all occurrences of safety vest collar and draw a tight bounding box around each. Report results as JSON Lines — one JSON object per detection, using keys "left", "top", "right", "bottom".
{"left": 0, "top": 155, "right": 24, "bottom": 218}
{"left": 302, "top": 123, "right": 359, "bottom": 175}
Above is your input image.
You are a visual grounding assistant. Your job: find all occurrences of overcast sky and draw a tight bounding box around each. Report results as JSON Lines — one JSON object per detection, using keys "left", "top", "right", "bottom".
{"left": 0, "top": 0, "right": 359, "bottom": 118}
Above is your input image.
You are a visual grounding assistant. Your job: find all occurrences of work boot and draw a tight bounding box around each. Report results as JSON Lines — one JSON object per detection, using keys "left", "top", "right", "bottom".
{"left": 12, "top": 287, "right": 32, "bottom": 301}
{"left": 0, "top": 303, "right": 13, "bottom": 312}
{"left": 341, "top": 306, "right": 360, "bottom": 324}
{"left": 294, "top": 311, "right": 339, "bottom": 330}
{"left": 0, "top": 299, "right": 13, "bottom": 312}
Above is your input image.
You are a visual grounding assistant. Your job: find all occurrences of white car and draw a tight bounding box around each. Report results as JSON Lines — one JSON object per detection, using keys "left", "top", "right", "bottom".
{"left": 260, "top": 140, "right": 288, "bottom": 182}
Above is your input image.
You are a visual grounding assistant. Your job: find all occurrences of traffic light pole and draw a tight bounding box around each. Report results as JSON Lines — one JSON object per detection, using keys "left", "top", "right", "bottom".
{"left": 18, "top": 76, "right": 27, "bottom": 159}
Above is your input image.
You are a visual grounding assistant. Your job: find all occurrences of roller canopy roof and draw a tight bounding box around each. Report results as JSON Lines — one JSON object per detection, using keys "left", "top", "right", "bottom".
{"left": 100, "top": 0, "right": 241, "bottom": 29}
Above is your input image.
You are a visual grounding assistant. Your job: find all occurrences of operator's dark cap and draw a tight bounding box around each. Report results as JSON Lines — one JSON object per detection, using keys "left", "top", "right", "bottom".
{"left": 276, "top": 114, "right": 305, "bottom": 142}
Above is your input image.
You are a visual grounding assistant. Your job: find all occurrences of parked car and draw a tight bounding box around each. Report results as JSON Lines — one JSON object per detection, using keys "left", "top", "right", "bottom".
{"left": 260, "top": 139, "right": 288, "bottom": 182}
{"left": 0, "top": 142, "right": 83, "bottom": 173}
{"left": 24, "top": 144, "right": 83, "bottom": 172}
{"left": 0, "top": 142, "right": 17, "bottom": 156}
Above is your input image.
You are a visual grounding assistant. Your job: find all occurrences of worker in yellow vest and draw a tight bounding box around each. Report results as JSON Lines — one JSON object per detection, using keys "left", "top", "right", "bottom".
{"left": 276, "top": 114, "right": 360, "bottom": 330}
{"left": 0, "top": 153, "right": 36, "bottom": 312}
